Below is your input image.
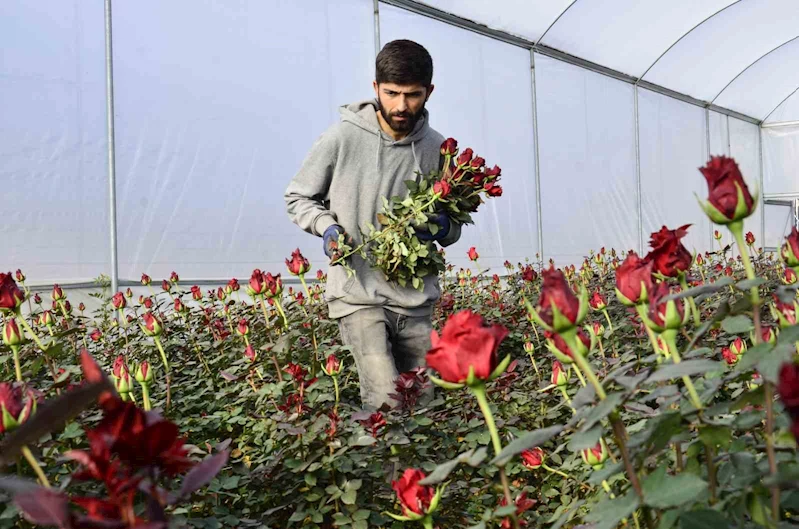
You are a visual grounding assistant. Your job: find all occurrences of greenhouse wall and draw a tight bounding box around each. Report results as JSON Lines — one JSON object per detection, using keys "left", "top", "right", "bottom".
{"left": 2, "top": 0, "right": 789, "bottom": 288}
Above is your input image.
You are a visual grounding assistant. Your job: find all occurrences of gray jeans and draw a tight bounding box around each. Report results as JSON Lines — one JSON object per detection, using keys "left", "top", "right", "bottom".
{"left": 337, "top": 307, "right": 432, "bottom": 409}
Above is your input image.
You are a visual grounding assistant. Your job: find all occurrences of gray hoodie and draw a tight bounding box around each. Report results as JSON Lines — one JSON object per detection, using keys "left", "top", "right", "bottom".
{"left": 285, "top": 99, "right": 461, "bottom": 319}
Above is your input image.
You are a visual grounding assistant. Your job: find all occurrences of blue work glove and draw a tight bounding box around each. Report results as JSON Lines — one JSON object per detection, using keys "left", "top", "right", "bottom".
{"left": 414, "top": 212, "right": 451, "bottom": 242}
{"left": 323, "top": 224, "right": 347, "bottom": 262}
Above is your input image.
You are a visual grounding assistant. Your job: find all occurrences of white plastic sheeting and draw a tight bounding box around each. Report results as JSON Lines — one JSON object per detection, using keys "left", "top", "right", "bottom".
{"left": 534, "top": 54, "right": 638, "bottom": 263}
{"left": 112, "top": 0, "right": 375, "bottom": 280}
{"left": 763, "top": 125, "right": 799, "bottom": 196}
{"left": 379, "top": 4, "right": 538, "bottom": 274}
{"left": 0, "top": 0, "right": 109, "bottom": 283}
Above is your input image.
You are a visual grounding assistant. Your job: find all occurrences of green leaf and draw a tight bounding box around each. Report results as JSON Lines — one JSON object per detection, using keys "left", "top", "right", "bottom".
{"left": 664, "top": 277, "right": 733, "bottom": 301}
{"left": 721, "top": 314, "right": 754, "bottom": 334}
{"left": 646, "top": 360, "right": 724, "bottom": 383}
{"left": 657, "top": 510, "right": 681, "bottom": 529}
{"left": 584, "top": 490, "right": 640, "bottom": 529}
{"left": 757, "top": 342, "right": 796, "bottom": 383}
{"left": 419, "top": 447, "right": 487, "bottom": 485}
{"left": 678, "top": 509, "right": 731, "bottom": 529}
{"left": 582, "top": 392, "right": 625, "bottom": 431}
{"left": 587, "top": 461, "right": 624, "bottom": 485}
{"left": 699, "top": 425, "right": 732, "bottom": 449}
{"left": 735, "top": 278, "right": 767, "bottom": 291}
{"left": 733, "top": 343, "right": 772, "bottom": 373}
{"left": 490, "top": 425, "right": 563, "bottom": 466}
{"left": 643, "top": 466, "right": 708, "bottom": 508}
{"left": 340, "top": 489, "right": 357, "bottom": 505}
{"left": 777, "top": 324, "right": 799, "bottom": 345}
{"left": 568, "top": 425, "right": 603, "bottom": 452}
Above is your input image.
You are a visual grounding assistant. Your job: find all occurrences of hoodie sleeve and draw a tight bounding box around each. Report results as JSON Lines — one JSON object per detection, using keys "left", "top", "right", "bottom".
{"left": 284, "top": 129, "right": 340, "bottom": 237}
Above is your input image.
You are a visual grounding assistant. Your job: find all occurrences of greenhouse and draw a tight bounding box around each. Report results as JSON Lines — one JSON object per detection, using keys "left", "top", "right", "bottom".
{"left": 2, "top": 1, "right": 799, "bottom": 528}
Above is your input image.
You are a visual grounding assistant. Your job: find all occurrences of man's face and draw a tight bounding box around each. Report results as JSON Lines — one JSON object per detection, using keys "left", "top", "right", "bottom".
{"left": 373, "top": 82, "right": 433, "bottom": 134}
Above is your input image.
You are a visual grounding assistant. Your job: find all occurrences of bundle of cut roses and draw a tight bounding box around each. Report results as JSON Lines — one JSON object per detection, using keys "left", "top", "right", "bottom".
{"left": 336, "top": 138, "right": 503, "bottom": 290}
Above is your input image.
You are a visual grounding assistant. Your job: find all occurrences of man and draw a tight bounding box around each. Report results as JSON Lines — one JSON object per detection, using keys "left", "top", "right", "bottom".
{"left": 284, "top": 39, "right": 461, "bottom": 409}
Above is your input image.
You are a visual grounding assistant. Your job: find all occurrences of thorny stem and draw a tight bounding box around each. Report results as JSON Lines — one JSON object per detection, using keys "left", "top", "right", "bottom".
{"left": 636, "top": 305, "right": 665, "bottom": 359}
{"left": 679, "top": 275, "right": 701, "bottom": 329}
{"left": 662, "top": 330, "right": 703, "bottom": 411}
{"left": 543, "top": 463, "right": 570, "bottom": 479}
{"left": 706, "top": 443, "right": 717, "bottom": 504}
{"left": 154, "top": 337, "right": 171, "bottom": 411}
{"left": 471, "top": 384, "right": 519, "bottom": 529}
{"left": 10, "top": 345, "right": 22, "bottom": 383}
{"left": 16, "top": 315, "right": 48, "bottom": 354}
{"left": 21, "top": 445, "right": 50, "bottom": 488}
{"left": 602, "top": 308, "right": 614, "bottom": 332}
{"left": 141, "top": 383, "right": 152, "bottom": 411}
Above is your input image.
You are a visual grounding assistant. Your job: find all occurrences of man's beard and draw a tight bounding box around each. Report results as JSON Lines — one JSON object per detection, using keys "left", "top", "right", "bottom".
{"left": 377, "top": 98, "right": 424, "bottom": 134}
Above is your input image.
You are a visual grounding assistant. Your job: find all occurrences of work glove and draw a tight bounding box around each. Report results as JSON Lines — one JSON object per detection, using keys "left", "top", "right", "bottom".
{"left": 413, "top": 212, "right": 451, "bottom": 242}
{"left": 323, "top": 224, "right": 348, "bottom": 263}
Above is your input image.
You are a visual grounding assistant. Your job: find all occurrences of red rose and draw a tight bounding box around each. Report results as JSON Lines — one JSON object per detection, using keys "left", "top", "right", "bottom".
{"left": 161, "top": 280, "right": 171, "bottom": 292}
{"left": 589, "top": 291, "right": 606, "bottom": 310}
{"left": 782, "top": 227, "right": 799, "bottom": 267}
{"left": 0, "top": 272, "right": 25, "bottom": 312}
{"left": 745, "top": 231, "right": 755, "bottom": 245}
{"left": 534, "top": 266, "right": 581, "bottom": 330}
{"left": 521, "top": 447, "right": 544, "bottom": 470}
{"left": 140, "top": 273, "right": 151, "bottom": 286}
{"left": 285, "top": 249, "right": 310, "bottom": 276}
{"left": 467, "top": 247, "right": 479, "bottom": 261}
{"left": 15, "top": 270, "right": 25, "bottom": 282}
{"left": 615, "top": 251, "right": 654, "bottom": 305}
{"left": 141, "top": 312, "right": 163, "bottom": 337}
{"left": 392, "top": 468, "right": 434, "bottom": 516}
{"left": 90, "top": 329, "right": 102, "bottom": 342}
{"left": 646, "top": 282, "right": 684, "bottom": 330}
{"left": 778, "top": 362, "right": 799, "bottom": 411}
{"left": 784, "top": 268, "right": 798, "bottom": 285}
{"left": 544, "top": 329, "right": 590, "bottom": 361}
{"left": 169, "top": 271, "right": 179, "bottom": 283}
{"left": 648, "top": 224, "right": 692, "bottom": 277}
{"left": 244, "top": 344, "right": 257, "bottom": 362}
{"left": 440, "top": 138, "right": 458, "bottom": 157}
{"left": 0, "top": 383, "right": 36, "bottom": 434}
{"left": 456, "top": 147, "right": 473, "bottom": 167}
{"left": 521, "top": 265, "right": 537, "bottom": 282}
{"left": 426, "top": 310, "right": 508, "bottom": 384}
{"left": 470, "top": 156, "right": 486, "bottom": 169}
{"left": 433, "top": 179, "right": 451, "bottom": 198}
{"left": 484, "top": 165, "right": 501, "bottom": 180}
{"left": 325, "top": 354, "right": 341, "bottom": 375}
{"left": 484, "top": 181, "right": 503, "bottom": 197}
{"left": 721, "top": 347, "right": 738, "bottom": 365}
{"left": 499, "top": 492, "right": 536, "bottom": 529}
{"left": 112, "top": 292, "right": 126, "bottom": 310}
{"left": 698, "top": 156, "right": 756, "bottom": 223}
{"left": 236, "top": 318, "right": 249, "bottom": 336}
{"left": 264, "top": 273, "right": 282, "bottom": 298}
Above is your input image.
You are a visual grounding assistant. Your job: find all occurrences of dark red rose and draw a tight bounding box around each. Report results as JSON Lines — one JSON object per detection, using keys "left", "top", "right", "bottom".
{"left": 648, "top": 224, "right": 692, "bottom": 277}
{"left": 426, "top": 310, "right": 508, "bottom": 383}
{"left": 0, "top": 383, "right": 35, "bottom": 434}
{"left": 433, "top": 179, "right": 451, "bottom": 198}
{"left": 536, "top": 266, "right": 581, "bottom": 329}
{"left": 392, "top": 468, "right": 434, "bottom": 516}
{"left": 589, "top": 291, "right": 606, "bottom": 310}
{"left": 285, "top": 249, "right": 310, "bottom": 276}
{"left": 470, "top": 156, "right": 485, "bottom": 169}
{"left": 778, "top": 362, "right": 799, "bottom": 413}
{"left": 615, "top": 251, "right": 654, "bottom": 305}
{"left": 499, "top": 492, "right": 536, "bottom": 529}
{"left": 484, "top": 165, "right": 501, "bottom": 180}
{"left": 111, "top": 292, "right": 126, "bottom": 310}
{"left": 484, "top": 181, "right": 503, "bottom": 197}
{"left": 521, "top": 265, "right": 537, "bottom": 282}
{"left": 0, "top": 272, "right": 25, "bottom": 312}
{"left": 140, "top": 273, "right": 151, "bottom": 286}
{"left": 521, "top": 447, "right": 544, "bottom": 469}
{"left": 745, "top": 231, "right": 755, "bottom": 245}
{"left": 440, "top": 138, "right": 458, "bottom": 157}
{"left": 169, "top": 271, "right": 179, "bottom": 283}
{"left": 647, "top": 282, "right": 684, "bottom": 329}
{"left": 544, "top": 329, "right": 590, "bottom": 360}
{"left": 456, "top": 147, "right": 473, "bottom": 167}
{"left": 782, "top": 227, "right": 799, "bottom": 266}
{"left": 191, "top": 285, "right": 202, "bottom": 300}
{"left": 698, "top": 156, "right": 755, "bottom": 222}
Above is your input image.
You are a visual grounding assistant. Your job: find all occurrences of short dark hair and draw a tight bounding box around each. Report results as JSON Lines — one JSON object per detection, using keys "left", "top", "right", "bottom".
{"left": 375, "top": 39, "right": 433, "bottom": 87}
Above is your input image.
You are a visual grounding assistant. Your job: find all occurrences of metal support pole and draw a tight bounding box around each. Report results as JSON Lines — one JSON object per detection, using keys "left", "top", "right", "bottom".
{"left": 759, "top": 126, "right": 766, "bottom": 245}
{"left": 104, "top": 0, "right": 119, "bottom": 294}
{"left": 634, "top": 84, "right": 643, "bottom": 254}
{"left": 373, "top": 0, "right": 381, "bottom": 56}
{"left": 530, "top": 50, "right": 545, "bottom": 268}
{"left": 725, "top": 115, "right": 731, "bottom": 155}
{"left": 705, "top": 107, "right": 712, "bottom": 249}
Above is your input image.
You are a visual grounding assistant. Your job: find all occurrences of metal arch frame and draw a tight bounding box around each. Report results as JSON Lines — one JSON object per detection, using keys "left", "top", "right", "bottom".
{"left": 535, "top": 0, "right": 578, "bottom": 46}
{"left": 710, "top": 35, "right": 799, "bottom": 105}
{"left": 763, "top": 85, "right": 799, "bottom": 123}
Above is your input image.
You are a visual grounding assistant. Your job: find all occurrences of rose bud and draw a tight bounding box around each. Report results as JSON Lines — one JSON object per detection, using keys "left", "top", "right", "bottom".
{"left": 730, "top": 337, "right": 747, "bottom": 357}
{"left": 191, "top": 285, "right": 202, "bottom": 301}
{"left": 774, "top": 295, "right": 798, "bottom": 327}
{"left": 247, "top": 269, "right": 267, "bottom": 297}
{"left": 236, "top": 318, "right": 250, "bottom": 337}
{"left": 615, "top": 251, "right": 654, "bottom": 306}
{"left": 0, "top": 383, "right": 36, "bottom": 434}
{"left": 322, "top": 353, "right": 343, "bottom": 376}
{"left": 64, "top": 300, "right": 72, "bottom": 313}
{"left": 467, "top": 247, "right": 479, "bottom": 262}
{"left": 521, "top": 447, "right": 544, "bottom": 470}
{"left": 696, "top": 254, "right": 704, "bottom": 266}
{"left": 753, "top": 326, "right": 778, "bottom": 345}
{"left": 286, "top": 249, "right": 311, "bottom": 276}
{"left": 783, "top": 268, "right": 798, "bottom": 285}
{"left": 722, "top": 347, "right": 738, "bottom": 365}
{"left": 112, "top": 356, "right": 132, "bottom": 399}
{"left": 551, "top": 360, "right": 570, "bottom": 387}
{"left": 456, "top": 147, "right": 473, "bottom": 168}
{"left": 317, "top": 269, "right": 327, "bottom": 282}
{"left": 14, "top": 270, "right": 25, "bottom": 283}
{"left": 0, "top": 273, "right": 25, "bottom": 314}
{"left": 526, "top": 266, "right": 588, "bottom": 333}
{"left": 698, "top": 155, "right": 757, "bottom": 224}
{"left": 33, "top": 293, "right": 42, "bottom": 304}
{"left": 523, "top": 341, "right": 534, "bottom": 354}
{"left": 440, "top": 138, "right": 458, "bottom": 157}
{"left": 390, "top": 468, "right": 440, "bottom": 521}
{"left": 425, "top": 310, "right": 510, "bottom": 388}
{"left": 140, "top": 273, "right": 152, "bottom": 286}
{"left": 782, "top": 227, "right": 799, "bottom": 268}
{"left": 170, "top": 271, "right": 179, "bottom": 283}
{"left": 745, "top": 231, "right": 755, "bottom": 246}
{"left": 78, "top": 302, "right": 85, "bottom": 312}
{"left": 112, "top": 291, "right": 126, "bottom": 310}
{"left": 589, "top": 291, "right": 606, "bottom": 311}
{"left": 592, "top": 321, "right": 605, "bottom": 337}
{"left": 135, "top": 361, "right": 154, "bottom": 384}
{"left": 174, "top": 297, "right": 187, "bottom": 314}
{"left": 433, "top": 179, "right": 451, "bottom": 199}
{"left": 778, "top": 362, "right": 799, "bottom": 414}
{"left": 264, "top": 273, "right": 283, "bottom": 299}
{"left": 141, "top": 312, "right": 163, "bottom": 337}
{"left": 161, "top": 280, "right": 171, "bottom": 292}
{"left": 484, "top": 165, "right": 501, "bottom": 180}
{"left": 41, "top": 310, "right": 54, "bottom": 328}
{"left": 143, "top": 297, "right": 154, "bottom": 309}
{"left": 483, "top": 181, "right": 503, "bottom": 197}
{"left": 2, "top": 318, "right": 25, "bottom": 347}
{"left": 544, "top": 329, "right": 591, "bottom": 364}
{"left": 470, "top": 156, "right": 486, "bottom": 170}
{"left": 89, "top": 329, "right": 102, "bottom": 342}
{"left": 126, "top": 315, "right": 133, "bottom": 323}
{"left": 49, "top": 284, "right": 64, "bottom": 304}
{"left": 521, "top": 265, "right": 537, "bottom": 282}
{"left": 643, "top": 282, "right": 688, "bottom": 332}
{"left": 244, "top": 344, "right": 257, "bottom": 362}
{"left": 581, "top": 438, "right": 610, "bottom": 470}
{"left": 714, "top": 230, "right": 722, "bottom": 241}
{"left": 648, "top": 224, "right": 693, "bottom": 277}
{"left": 227, "top": 278, "right": 240, "bottom": 292}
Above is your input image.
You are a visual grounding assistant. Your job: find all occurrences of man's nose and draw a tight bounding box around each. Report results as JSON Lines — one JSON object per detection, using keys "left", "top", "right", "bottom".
{"left": 396, "top": 95, "right": 408, "bottom": 112}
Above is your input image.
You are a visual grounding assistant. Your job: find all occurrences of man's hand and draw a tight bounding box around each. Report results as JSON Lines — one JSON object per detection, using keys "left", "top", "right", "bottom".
{"left": 323, "top": 224, "right": 348, "bottom": 263}
{"left": 413, "top": 212, "right": 451, "bottom": 242}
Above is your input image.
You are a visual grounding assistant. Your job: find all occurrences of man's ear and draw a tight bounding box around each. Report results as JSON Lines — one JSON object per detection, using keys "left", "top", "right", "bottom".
{"left": 373, "top": 80, "right": 379, "bottom": 97}
{"left": 426, "top": 84, "right": 435, "bottom": 101}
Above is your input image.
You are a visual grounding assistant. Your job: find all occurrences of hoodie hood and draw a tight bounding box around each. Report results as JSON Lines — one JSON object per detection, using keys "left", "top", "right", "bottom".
{"left": 339, "top": 99, "right": 431, "bottom": 145}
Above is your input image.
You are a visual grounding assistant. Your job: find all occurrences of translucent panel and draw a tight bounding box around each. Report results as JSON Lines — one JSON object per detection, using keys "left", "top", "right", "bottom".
{"left": 540, "top": 0, "right": 735, "bottom": 78}
{"left": 534, "top": 54, "right": 637, "bottom": 266}
{"left": 729, "top": 118, "right": 763, "bottom": 248}
{"left": 763, "top": 125, "right": 799, "bottom": 195}
{"left": 644, "top": 0, "right": 799, "bottom": 103}
{"left": 416, "top": 0, "right": 573, "bottom": 43}
{"left": 708, "top": 111, "right": 729, "bottom": 157}
{"left": 765, "top": 89, "right": 799, "bottom": 123}
{"left": 715, "top": 37, "right": 799, "bottom": 121}
{"left": 638, "top": 89, "right": 711, "bottom": 255}
{"left": 114, "top": 0, "right": 374, "bottom": 281}
{"left": 380, "top": 4, "right": 538, "bottom": 274}
{"left": 0, "top": 0, "right": 108, "bottom": 283}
